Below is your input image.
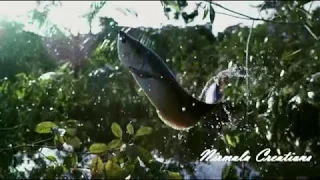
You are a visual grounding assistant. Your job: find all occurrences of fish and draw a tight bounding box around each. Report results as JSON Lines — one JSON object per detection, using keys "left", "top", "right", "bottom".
{"left": 117, "top": 30, "right": 225, "bottom": 130}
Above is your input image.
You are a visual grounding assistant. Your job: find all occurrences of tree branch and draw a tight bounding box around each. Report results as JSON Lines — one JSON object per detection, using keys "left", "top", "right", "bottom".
{"left": 0, "top": 137, "right": 54, "bottom": 153}
{"left": 215, "top": 11, "right": 260, "bottom": 21}
{"left": 210, "top": 1, "right": 303, "bottom": 25}
{"left": 0, "top": 124, "right": 23, "bottom": 131}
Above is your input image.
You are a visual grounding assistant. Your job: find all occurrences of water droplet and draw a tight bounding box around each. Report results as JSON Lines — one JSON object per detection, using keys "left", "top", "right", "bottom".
{"left": 266, "top": 131, "right": 272, "bottom": 140}
{"left": 280, "top": 70, "right": 285, "bottom": 77}
{"left": 308, "top": 91, "right": 315, "bottom": 98}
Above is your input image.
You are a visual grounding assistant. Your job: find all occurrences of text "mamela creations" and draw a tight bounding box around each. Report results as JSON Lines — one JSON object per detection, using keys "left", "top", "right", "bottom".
{"left": 200, "top": 148, "right": 312, "bottom": 162}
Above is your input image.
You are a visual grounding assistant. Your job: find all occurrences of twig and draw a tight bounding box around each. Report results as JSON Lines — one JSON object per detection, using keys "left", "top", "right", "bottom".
{"left": 0, "top": 124, "right": 23, "bottom": 131}
{"left": 244, "top": 2, "right": 265, "bottom": 124}
{"left": 215, "top": 11, "right": 259, "bottom": 21}
{"left": 308, "top": 1, "right": 314, "bottom": 12}
{"left": 210, "top": 1, "right": 302, "bottom": 25}
{"left": 38, "top": 149, "right": 59, "bottom": 166}
{"left": 304, "top": 24, "right": 319, "bottom": 41}
{"left": 0, "top": 137, "right": 53, "bottom": 153}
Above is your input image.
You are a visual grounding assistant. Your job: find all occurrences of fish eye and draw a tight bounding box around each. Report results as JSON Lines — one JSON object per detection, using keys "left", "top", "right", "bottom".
{"left": 119, "top": 31, "right": 127, "bottom": 43}
{"left": 119, "top": 36, "right": 126, "bottom": 43}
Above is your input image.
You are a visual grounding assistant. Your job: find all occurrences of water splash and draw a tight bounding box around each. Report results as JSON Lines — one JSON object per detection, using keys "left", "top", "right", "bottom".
{"left": 199, "top": 66, "right": 247, "bottom": 102}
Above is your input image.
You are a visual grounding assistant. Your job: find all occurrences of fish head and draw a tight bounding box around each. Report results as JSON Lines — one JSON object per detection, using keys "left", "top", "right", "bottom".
{"left": 117, "top": 31, "right": 152, "bottom": 73}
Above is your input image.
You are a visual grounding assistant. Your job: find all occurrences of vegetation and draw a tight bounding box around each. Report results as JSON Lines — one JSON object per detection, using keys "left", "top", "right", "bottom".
{"left": 0, "top": 0, "right": 319, "bottom": 179}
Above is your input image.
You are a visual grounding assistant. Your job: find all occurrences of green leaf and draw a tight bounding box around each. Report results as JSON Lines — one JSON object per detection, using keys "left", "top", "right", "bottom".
{"left": 226, "top": 135, "right": 236, "bottom": 148}
{"left": 89, "top": 143, "right": 108, "bottom": 154}
{"left": 15, "top": 89, "right": 25, "bottom": 99}
{"left": 111, "top": 122, "right": 123, "bottom": 139}
{"left": 66, "top": 119, "right": 80, "bottom": 127}
{"left": 46, "top": 156, "right": 57, "bottom": 162}
{"left": 66, "top": 128, "right": 77, "bottom": 137}
{"left": 222, "top": 164, "right": 238, "bottom": 179}
{"left": 235, "top": 136, "right": 240, "bottom": 144}
{"left": 71, "top": 153, "right": 78, "bottom": 169}
{"left": 167, "top": 171, "right": 183, "bottom": 179}
{"left": 54, "top": 135, "right": 65, "bottom": 148}
{"left": 107, "top": 139, "right": 123, "bottom": 150}
{"left": 203, "top": 6, "right": 209, "bottom": 20}
{"left": 63, "top": 155, "right": 73, "bottom": 169}
{"left": 15, "top": 73, "right": 27, "bottom": 79}
{"left": 135, "top": 126, "right": 153, "bottom": 136}
{"left": 135, "top": 145, "right": 153, "bottom": 164}
{"left": 126, "top": 123, "right": 134, "bottom": 135}
{"left": 65, "top": 136, "right": 81, "bottom": 149}
{"left": 165, "top": 1, "right": 180, "bottom": 11}
{"left": 125, "top": 145, "right": 137, "bottom": 161}
{"left": 105, "top": 160, "right": 123, "bottom": 178}
{"left": 209, "top": 4, "right": 215, "bottom": 23}
{"left": 63, "top": 154, "right": 78, "bottom": 170}
{"left": 53, "top": 135, "right": 58, "bottom": 147}
{"left": 90, "top": 157, "right": 104, "bottom": 175}
{"left": 35, "top": 121, "right": 58, "bottom": 134}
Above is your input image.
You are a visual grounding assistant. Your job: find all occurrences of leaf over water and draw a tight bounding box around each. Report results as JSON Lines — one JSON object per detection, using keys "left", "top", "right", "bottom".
{"left": 90, "top": 157, "right": 104, "bottom": 175}
{"left": 64, "top": 153, "right": 78, "bottom": 170}
{"left": 126, "top": 123, "right": 134, "bottom": 135}
{"left": 135, "top": 126, "right": 153, "bottom": 136}
{"left": 89, "top": 143, "right": 108, "bottom": 154}
{"left": 167, "top": 171, "right": 183, "bottom": 179}
{"left": 107, "top": 139, "right": 123, "bottom": 150}
{"left": 135, "top": 145, "right": 153, "bottom": 164}
{"left": 111, "top": 122, "right": 123, "bottom": 139}
{"left": 225, "top": 134, "right": 237, "bottom": 148}
{"left": 46, "top": 156, "right": 57, "bottom": 162}
{"left": 66, "top": 128, "right": 77, "bottom": 137}
{"left": 35, "top": 121, "right": 58, "bottom": 134}
{"left": 65, "top": 136, "right": 81, "bottom": 149}
{"left": 105, "top": 160, "right": 123, "bottom": 178}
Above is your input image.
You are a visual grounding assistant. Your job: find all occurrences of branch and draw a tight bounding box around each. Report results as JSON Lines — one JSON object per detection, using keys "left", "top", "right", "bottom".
{"left": 210, "top": 2, "right": 303, "bottom": 25}
{"left": 0, "top": 124, "right": 23, "bottom": 131}
{"left": 304, "top": 24, "right": 319, "bottom": 41}
{"left": 211, "top": 2, "right": 319, "bottom": 41}
{"left": 215, "top": 11, "right": 260, "bottom": 21}
{"left": 0, "top": 137, "right": 53, "bottom": 153}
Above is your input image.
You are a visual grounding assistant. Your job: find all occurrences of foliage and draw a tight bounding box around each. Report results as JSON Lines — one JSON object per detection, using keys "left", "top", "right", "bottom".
{"left": 0, "top": 20, "right": 57, "bottom": 79}
{"left": 30, "top": 119, "right": 180, "bottom": 179}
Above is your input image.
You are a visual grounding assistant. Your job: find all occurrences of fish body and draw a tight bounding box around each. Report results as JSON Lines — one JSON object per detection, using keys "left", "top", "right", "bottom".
{"left": 117, "top": 31, "right": 223, "bottom": 130}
